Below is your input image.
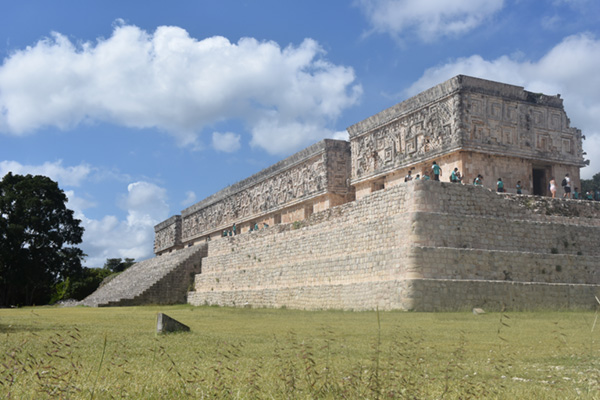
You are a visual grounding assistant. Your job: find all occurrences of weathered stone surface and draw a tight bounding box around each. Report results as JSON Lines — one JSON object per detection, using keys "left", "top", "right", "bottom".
{"left": 80, "top": 244, "right": 206, "bottom": 307}
{"left": 347, "top": 75, "right": 584, "bottom": 199}
{"left": 155, "top": 139, "right": 353, "bottom": 254}
{"left": 187, "top": 181, "right": 600, "bottom": 311}
{"left": 157, "top": 313, "right": 190, "bottom": 334}
{"left": 154, "top": 215, "right": 182, "bottom": 254}
{"left": 147, "top": 75, "right": 595, "bottom": 312}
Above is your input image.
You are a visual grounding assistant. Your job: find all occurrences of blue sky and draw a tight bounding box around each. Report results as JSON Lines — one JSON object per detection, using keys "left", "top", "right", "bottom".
{"left": 1, "top": 0, "right": 599, "bottom": 267}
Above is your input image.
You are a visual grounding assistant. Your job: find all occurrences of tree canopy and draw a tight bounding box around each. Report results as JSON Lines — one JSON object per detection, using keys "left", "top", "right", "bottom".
{"left": 580, "top": 172, "right": 600, "bottom": 194}
{"left": 0, "top": 172, "right": 85, "bottom": 306}
{"left": 103, "top": 257, "right": 136, "bottom": 273}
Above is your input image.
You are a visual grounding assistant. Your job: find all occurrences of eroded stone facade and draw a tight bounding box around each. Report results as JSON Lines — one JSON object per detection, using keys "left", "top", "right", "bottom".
{"left": 187, "top": 181, "right": 600, "bottom": 311}
{"left": 155, "top": 139, "right": 352, "bottom": 254}
{"left": 348, "top": 75, "right": 584, "bottom": 199}
{"left": 152, "top": 75, "right": 596, "bottom": 311}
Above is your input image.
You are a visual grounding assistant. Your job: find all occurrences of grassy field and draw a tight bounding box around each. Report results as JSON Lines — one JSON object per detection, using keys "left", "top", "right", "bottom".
{"left": 0, "top": 305, "right": 598, "bottom": 399}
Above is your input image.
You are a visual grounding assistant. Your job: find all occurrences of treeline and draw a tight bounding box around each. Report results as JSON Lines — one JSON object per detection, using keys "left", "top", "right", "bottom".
{"left": 50, "top": 258, "right": 136, "bottom": 304}
{"left": 580, "top": 172, "right": 600, "bottom": 197}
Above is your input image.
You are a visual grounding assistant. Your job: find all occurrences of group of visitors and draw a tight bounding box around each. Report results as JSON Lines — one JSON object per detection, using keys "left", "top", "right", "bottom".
{"left": 546, "top": 173, "right": 597, "bottom": 200}
{"left": 406, "top": 162, "right": 599, "bottom": 202}
{"left": 222, "top": 222, "right": 269, "bottom": 237}
{"left": 548, "top": 174, "right": 572, "bottom": 199}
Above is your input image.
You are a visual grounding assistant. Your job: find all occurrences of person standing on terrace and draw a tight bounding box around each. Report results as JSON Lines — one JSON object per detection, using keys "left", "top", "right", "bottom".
{"left": 432, "top": 162, "right": 441, "bottom": 181}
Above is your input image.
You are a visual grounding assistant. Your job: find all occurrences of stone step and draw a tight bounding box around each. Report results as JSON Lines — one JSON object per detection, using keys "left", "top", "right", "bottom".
{"left": 80, "top": 244, "right": 206, "bottom": 307}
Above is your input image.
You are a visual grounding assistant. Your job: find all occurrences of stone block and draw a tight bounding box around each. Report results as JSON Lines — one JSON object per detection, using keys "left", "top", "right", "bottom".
{"left": 156, "top": 313, "right": 190, "bottom": 334}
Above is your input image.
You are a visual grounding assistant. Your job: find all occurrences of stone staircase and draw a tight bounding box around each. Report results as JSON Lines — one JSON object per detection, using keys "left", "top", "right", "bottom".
{"left": 80, "top": 244, "right": 207, "bottom": 307}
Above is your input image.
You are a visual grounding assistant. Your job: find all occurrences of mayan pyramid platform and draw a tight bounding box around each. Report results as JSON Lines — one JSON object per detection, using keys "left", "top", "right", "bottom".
{"left": 80, "top": 244, "right": 206, "bottom": 307}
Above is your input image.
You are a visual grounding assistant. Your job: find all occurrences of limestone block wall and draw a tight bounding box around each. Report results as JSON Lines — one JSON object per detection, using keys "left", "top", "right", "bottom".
{"left": 188, "top": 184, "right": 416, "bottom": 310}
{"left": 154, "top": 215, "right": 182, "bottom": 254}
{"left": 406, "top": 280, "right": 600, "bottom": 312}
{"left": 188, "top": 180, "right": 600, "bottom": 311}
{"left": 178, "top": 139, "right": 352, "bottom": 247}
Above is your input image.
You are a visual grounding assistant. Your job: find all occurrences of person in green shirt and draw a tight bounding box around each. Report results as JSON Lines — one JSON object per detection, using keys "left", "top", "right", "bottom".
{"left": 516, "top": 181, "right": 522, "bottom": 194}
{"left": 573, "top": 187, "right": 579, "bottom": 199}
{"left": 451, "top": 168, "right": 460, "bottom": 183}
{"left": 497, "top": 178, "right": 504, "bottom": 193}
{"left": 432, "top": 162, "right": 441, "bottom": 181}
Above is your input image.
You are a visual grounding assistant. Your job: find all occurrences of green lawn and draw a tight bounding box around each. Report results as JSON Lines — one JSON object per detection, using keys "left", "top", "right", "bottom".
{"left": 1, "top": 305, "right": 598, "bottom": 399}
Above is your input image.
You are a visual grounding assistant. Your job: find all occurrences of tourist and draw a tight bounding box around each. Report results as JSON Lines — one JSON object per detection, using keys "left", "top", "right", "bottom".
{"left": 232, "top": 223, "right": 237, "bottom": 235}
{"left": 222, "top": 230, "right": 228, "bottom": 237}
{"left": 586, "top": 191, "right": 593, "bottom": 200}
{"left": 432, "top": 162, "right": 441, "bottom": 181}
{"left": 549, "top": 177, "right": 557, "bottom": 198}
{"left": 254, "top": 222, "right": 259, "bottom": 231}
{"left": 573, "top": 187, "right": 579, "bottom": 199}
{"left": 415, "top": 174, "right": 421, "bottom": 180}
{"left": 404, "top": 170, "right": 413, "bottom": 182}
{"left": 497, "top": 178, "right": 504, "bottom": 193}
{"left": 263, "top": 222, "right": 269, "bottom": 228}
{"left": 422, "top": 171, "right": 430, "bottom": 180}
{"left": 516, "top": 181, "right": 522, "bottom": 194}
{"left": 562, "top": 173, "right": 571, "bottom": 198}
{"left": 473, "top": 174, "right": 483, "bottom": 186}
{"left": 450, "top": 168, "right": 460, "bottom": 183}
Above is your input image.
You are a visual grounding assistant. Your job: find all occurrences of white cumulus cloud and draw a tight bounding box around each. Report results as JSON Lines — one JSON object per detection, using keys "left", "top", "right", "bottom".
{"left": 82, "top": 181, "right": 170, "bottom": 268}
{"left": 0, "top": 23, "right": 361, "bottom": 154}
{"left": 0, "top": 160, "right": 92, "bottom": 186}
{"left": 404, "top": 33, "right": 600, "bottom": 178}
{"left": 212, "top": 131, "right": 241, "bottom": 153}
{"left": 358, "top": 0, "right": 504, "bottom": 42}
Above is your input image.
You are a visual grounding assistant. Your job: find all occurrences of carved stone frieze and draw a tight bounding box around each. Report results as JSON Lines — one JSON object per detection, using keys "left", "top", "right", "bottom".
{"left": 462, "top": 92, "right": 583, "bottom": 163}
{"left": 181, "top": 154, "right": 327, "bottom": 240}
{"left": 350, "top": 95, "right": 461, "bottom": 180}
{"left": 176, "top": 140, "right": 351, "bottom": 243}
{"left": 348, "top": 75, "right": 584, "bottom": 184}
{"left": 154, "top": 216, "right": 182, "bottom": 253}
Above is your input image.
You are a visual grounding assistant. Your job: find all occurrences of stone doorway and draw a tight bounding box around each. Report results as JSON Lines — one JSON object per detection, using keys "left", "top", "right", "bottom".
{"left": 532, "top": 167, "right": 547, "bottom": 196}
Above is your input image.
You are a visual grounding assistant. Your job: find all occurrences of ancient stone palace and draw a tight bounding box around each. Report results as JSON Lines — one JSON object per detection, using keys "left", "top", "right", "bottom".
{"left": 155, "top": 75, "right": 586, "bottom": 253}
{"left": 82, "top": 75, "right": 599, "bottom": 311}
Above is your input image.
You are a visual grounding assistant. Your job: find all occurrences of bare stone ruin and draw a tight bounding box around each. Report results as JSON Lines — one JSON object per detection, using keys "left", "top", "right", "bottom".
{"left": 83, "top": 75, "right": 600, "bottom": 311}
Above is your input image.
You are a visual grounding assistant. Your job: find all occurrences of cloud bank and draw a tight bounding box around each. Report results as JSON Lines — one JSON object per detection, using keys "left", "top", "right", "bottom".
{"left": 0, "top": 160, "right": 92, "bottom": 186}
{"left": 404, "top": 33, "right": 600, "bottom": 178}
{"left": 0, "top": 23, "right": 361, "bottom": 154}
{"left": 72, "top": 180, "right": 169, "bottom": 268}
{"left": 212, "top": 131, "right": 241, "bottom": 153}
{"left": 358, "top": 0, "right": 504, "bottom": 42}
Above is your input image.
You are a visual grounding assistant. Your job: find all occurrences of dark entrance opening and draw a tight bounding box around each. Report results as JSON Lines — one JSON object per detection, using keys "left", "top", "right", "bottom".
{"left": 532, "top": 168, "right": 546, "bottom": 196}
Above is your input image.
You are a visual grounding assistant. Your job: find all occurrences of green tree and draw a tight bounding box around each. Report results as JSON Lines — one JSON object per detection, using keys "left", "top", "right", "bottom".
{"left": 0, "top": 173, "right": 85, "bottom": 306}
{"left": 580, "top": 172, "right": 600, "bottom": 195}
{"left": 103, "top": 257, "right": 136, "bottom": 273}
{"left": 51, "top": 266, "right": 114, "bottom": 303}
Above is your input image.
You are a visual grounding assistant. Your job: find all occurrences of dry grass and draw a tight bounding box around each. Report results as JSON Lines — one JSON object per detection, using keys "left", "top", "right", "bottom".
{"left": 0, "top": 305, "right": 599, "bottom": 399}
